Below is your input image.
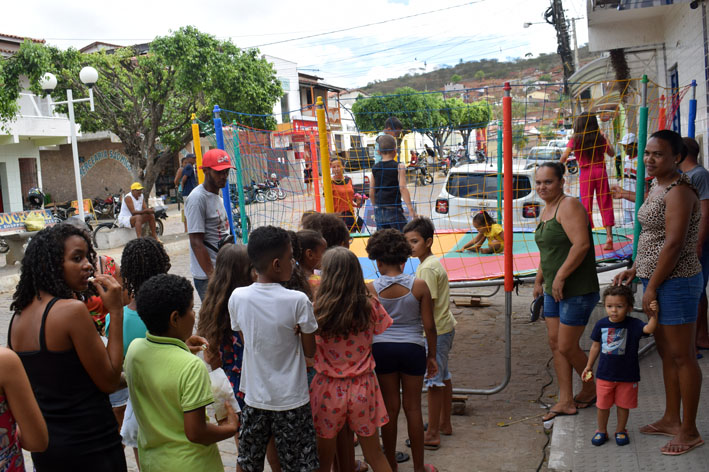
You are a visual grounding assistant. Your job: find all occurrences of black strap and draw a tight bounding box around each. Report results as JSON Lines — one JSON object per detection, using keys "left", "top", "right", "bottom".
{"left": 7, "top": 314, "right": 16, "bottom": 350}
{"left": 203, "top": 240, "right": 219, "bottom": 253}
{"left": 38, "top": 298, "right": 61, "bottom": 352}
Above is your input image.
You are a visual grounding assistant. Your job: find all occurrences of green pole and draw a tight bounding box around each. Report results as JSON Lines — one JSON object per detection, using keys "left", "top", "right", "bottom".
{"left": 497, "top": 120, "right": 503, "bottom": 224}
{"left": 632, "top": 75, "right": 649, "bottom": 260}
{"left": 230, "top": 121, "right": 249, "bottom": 244}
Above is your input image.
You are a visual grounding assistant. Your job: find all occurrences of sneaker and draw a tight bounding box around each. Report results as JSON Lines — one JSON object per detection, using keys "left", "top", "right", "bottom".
{"left": 592, "top": 431, "right": 608, "bottom": 446}
{"left": 615, "top": 430, "right": 630, "bottom": 446}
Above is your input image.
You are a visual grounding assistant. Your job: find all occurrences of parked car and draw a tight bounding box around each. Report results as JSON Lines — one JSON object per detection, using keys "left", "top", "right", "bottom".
{"left": 430, "top": 163, "right": 541, "bottom": 231}
{"left": 523, "top": 145, "right": 578, "bottom": 175}
{"left": 545, "top": 139, "right": 579, "bottom": 174}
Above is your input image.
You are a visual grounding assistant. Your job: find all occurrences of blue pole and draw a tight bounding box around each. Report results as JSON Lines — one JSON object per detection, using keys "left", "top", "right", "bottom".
{"left": 213, "top": 105, "right": 235, "bottom": 237}
{"left": 688, "top": 80, "right": 697, "bottom": 138}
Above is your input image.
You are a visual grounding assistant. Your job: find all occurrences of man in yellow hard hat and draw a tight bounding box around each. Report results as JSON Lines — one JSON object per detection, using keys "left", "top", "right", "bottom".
{"left": 117, "top": 182, "right": 158, "bottom": 239}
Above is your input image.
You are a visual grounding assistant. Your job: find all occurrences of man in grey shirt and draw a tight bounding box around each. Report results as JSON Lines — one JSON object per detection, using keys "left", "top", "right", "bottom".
{"left": 185, "top": 148, "right": 233, "bottom": 300}
{"left": 681, "top": 138, "right": 709, "bottom": 350}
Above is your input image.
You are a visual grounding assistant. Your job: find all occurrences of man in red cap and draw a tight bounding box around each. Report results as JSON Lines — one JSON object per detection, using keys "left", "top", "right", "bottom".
{"left": 184, "top": 148, "right": 234, "bottom": 299}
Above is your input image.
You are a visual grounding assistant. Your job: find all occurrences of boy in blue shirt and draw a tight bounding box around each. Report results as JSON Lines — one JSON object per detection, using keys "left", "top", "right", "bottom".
{"left": 582, "top": 285, "right": 657, "bottom": 447}
{"left": 370, "top": 134, "right": 415, "bottom": 231}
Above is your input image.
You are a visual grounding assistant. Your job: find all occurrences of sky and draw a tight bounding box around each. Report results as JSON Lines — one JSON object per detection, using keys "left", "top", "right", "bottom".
{"left": 1, "top": 0, "right": 589, "bottom": 89}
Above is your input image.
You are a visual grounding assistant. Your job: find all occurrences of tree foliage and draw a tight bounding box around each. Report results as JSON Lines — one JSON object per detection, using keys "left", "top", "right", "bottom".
{"left": 351, "top": 88, "right": 491, "bottom": 157}
{"left": 0, "top": 26, "right": 283, "bottom": 194}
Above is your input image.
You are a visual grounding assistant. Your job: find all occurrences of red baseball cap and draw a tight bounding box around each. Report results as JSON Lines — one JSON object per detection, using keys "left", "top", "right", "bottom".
{"left": 201, "top": 149, "right": 234, "bottom": 171}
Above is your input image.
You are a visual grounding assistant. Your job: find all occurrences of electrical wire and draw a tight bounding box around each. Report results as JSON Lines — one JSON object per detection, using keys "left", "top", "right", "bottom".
{"left": 248, "top": 0, "right": 490, "bottom": 48}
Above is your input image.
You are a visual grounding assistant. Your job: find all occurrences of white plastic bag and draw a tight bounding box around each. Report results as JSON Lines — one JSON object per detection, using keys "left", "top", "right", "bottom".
{"left": 209, "top": 368, "right": 241, "bottom": 421}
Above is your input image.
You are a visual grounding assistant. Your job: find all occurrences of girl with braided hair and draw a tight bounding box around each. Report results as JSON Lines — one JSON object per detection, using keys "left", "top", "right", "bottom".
{"left": 8, "top": 223, "right": 126, "bottom": 471}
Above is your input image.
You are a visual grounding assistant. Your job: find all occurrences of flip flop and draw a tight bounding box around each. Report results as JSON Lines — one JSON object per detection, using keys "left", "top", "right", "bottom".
{"left": 615, "top": 430, "right": 630, "bottom": 446}
{"left": 424, "top": 465, "right": 439, "bottom": 472}
{"left": 404, "top": 438, "right": 441, "bottom": 450}
{"left": 573, "top": 395, "right": 597, "bottom": 409}
{"left": 661, "top": 438, "right": 705, "bottom": 456}
{"left": 639, "top": 423, "right": 675, "bottom": 437}
{"left": 395, "top": 451, "right": 409, "bottom": 463}
{"left": 354, "top": 460, "right": 369, "bottom": 472}
{"left": 542, "top": 410, "right": 578, "bottom": 421}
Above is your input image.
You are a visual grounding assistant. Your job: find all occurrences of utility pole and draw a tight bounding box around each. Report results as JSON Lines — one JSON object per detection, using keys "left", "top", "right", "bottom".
{"left": 571, "top": 17, "right": 580, "bottom": 71}
{"left": 545, "top": 0, "right": 575, "bottom": 94}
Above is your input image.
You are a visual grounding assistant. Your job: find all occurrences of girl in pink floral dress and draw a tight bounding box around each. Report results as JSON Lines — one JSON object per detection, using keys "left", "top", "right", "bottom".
{"left": 310, "top": 247, "right": 393, "bottom": 472}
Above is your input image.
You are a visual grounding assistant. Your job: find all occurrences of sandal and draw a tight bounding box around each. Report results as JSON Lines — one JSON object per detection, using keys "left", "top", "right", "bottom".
{"left": 424, "top": 465, "right": 439, "bottom": 472}
{"left": 354, "top": 460, "right": 369, "bottom": 472}
{"left": 591, "top": 431, "right": 608, "bottom": 446}
{"left": 615, "top": 430, "right": 630, "bottom": 446}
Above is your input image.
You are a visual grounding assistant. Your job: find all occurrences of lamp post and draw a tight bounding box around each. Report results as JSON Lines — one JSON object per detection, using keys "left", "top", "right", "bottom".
{"left": 39, "top": 67, "right": 99, "bottom": 221}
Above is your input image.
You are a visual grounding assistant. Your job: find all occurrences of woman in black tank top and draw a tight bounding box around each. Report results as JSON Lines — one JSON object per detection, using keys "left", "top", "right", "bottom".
{"left": 8, "top": 224, "right": 126, "bottom": 471}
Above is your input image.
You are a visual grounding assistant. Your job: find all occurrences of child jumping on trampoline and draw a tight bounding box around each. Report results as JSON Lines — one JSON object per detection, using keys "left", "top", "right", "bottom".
{"left": 582, "top": 285, "right": 658, "bottom": 447}
{"left": 456, "top": 211, "right": 503, "bottom": 254}
{"left": 404, "top": 217, "right": 457, "bottom": 449}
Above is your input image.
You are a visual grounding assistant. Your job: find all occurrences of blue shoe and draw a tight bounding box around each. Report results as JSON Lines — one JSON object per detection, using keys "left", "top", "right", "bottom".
{"left": 592, "top": 431, "right": 608, "bottom": 446}
{"left": 615, "top": 430, "right": 630, "bottom": 446}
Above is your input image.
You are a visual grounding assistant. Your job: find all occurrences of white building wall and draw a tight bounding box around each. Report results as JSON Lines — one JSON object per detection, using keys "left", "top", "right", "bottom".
{"left": 0, "top": 141, "right": 39, "bottom": 212}
{"left": 264, "top": 55, "right": 302, "bottom": 123}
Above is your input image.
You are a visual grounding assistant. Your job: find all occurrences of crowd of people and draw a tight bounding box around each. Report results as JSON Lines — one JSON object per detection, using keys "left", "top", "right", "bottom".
{"left": 3, "top": 174, "right": 459, "bottom": 472}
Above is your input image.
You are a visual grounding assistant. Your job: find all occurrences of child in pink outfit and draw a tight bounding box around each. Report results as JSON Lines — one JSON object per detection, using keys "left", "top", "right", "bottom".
{"left": 561, "top": 112, "right": 616, "bottom": 251}
{"left": 310, "top": 247, "right": 394, "bottom": 472}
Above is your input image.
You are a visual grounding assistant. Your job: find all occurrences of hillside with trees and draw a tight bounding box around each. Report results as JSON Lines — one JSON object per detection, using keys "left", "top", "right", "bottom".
{"left": 361, "top": 45, "right": 596, "bottom": 94}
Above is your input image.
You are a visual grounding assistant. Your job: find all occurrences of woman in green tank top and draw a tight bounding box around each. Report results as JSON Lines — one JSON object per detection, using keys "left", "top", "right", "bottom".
{"left": 533, "top": 162, "right": 600, "bottom": 421}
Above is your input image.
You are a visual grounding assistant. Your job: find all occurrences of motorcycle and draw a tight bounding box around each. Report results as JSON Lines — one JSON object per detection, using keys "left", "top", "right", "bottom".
{"left": 249, "top": 180, "right": 273, "bottom": 203}
{"left": 265, "top": 173, "right": 286, "bottom": 200}
{"left": 93, "top": 187, "right": 120, "bottom": 219}
{"left": 410, "top": 161, "right": 434, "bottom": 186}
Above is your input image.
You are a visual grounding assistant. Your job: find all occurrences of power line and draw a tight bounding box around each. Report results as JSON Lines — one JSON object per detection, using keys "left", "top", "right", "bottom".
{"left": 248, "top": 0, "right": 489, "bottom": 48}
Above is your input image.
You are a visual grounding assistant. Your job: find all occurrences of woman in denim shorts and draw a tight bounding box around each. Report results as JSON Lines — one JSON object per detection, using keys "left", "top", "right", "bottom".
{"left": 614, "top": 131, "right": 704, "bottom": 455}
{"left": 534, "top": 162, "right": 600, "bottom": 421}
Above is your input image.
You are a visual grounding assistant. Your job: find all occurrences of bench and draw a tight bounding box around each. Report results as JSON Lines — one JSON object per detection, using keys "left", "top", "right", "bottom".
{"left": 0, "top": 210, "right": 55, "bottom": 265}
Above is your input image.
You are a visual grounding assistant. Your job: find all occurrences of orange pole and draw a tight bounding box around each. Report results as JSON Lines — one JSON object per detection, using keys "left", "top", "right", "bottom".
{"left": 502, "top": 82, "right": 514, "bottom": 292}
{"left": 658, "top": 94, "right": 667, "bottom": 131}
{"left": 309, "top": 132, "right": 321, "bottom": 212}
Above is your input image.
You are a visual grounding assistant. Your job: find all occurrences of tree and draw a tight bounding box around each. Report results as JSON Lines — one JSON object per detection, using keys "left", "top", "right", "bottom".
{"left": 0, "top": 26, "right": 283, "bottom": 195}
{"left": 449, "top": 98, "right": 492, "bottom": 154}
{"left": 474, "top": 70, "right": 485, "bottom": 81}
{"left": 450, "top": 74, "right": 462, "bottom": 84}
{"left": 512, "top": 124, "right": 529, "bottom": 155}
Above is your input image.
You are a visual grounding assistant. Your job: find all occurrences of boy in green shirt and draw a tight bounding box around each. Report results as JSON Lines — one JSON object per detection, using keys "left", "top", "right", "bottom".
{"left": 125, "top": 274, "right": 238, "bottom": 471}
{"left": 404, "top": 217, "right": 457, "bottom": 449}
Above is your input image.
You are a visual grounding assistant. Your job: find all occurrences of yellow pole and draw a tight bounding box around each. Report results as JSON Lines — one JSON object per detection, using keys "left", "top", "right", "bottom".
{"left": 191, "top": 114, "right": 205, "bottom": 184}
{"left": 404, "top": 138, "right": 409, "bottom": 165}
{"left": 316, "top": 96, "right": 334, "bottom": 213}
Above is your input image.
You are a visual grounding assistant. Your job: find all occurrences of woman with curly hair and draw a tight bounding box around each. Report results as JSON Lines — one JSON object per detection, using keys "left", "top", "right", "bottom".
{"left": 105, "top": 237, "right": 171, "bottom": 452}
{"left": 366, "top": 229, "right": 438, "bottom": 472}
{"left": 8, "top": 223, "right": 126, "bottom": 471}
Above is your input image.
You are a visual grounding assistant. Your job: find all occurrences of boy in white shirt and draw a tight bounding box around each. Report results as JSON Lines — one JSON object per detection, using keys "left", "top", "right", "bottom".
{"left": 229, "top": 225, "right": 319, "bottom": 472}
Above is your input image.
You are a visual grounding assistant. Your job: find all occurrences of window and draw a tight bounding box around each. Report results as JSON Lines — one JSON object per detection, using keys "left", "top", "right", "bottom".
{"left": 446, "top": 173, "right": 531, "bottom": 200}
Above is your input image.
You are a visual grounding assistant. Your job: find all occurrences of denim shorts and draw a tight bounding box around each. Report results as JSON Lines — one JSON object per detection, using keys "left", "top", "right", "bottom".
{"left": 109, "top": 387, "right": 128, "bottom": 408}
{"left": 425, "top": 330, "right": 455, "bottom": 388}
{"left": 641, "top": 273, "right": 703, "bottom": 325}
{"left": 700, "top": 240, "right": 709, "bottom": 289}
{"left": 543, "top": 292, "right": 600, "bottom": 327}
{"left": 374, "top": 206, "right": 407, "bottom": 232}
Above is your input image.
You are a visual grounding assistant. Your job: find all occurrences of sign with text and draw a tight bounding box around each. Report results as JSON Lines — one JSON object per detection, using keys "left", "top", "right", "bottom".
{"left": 0, "top": 210, "right": 54, "bottom": 232}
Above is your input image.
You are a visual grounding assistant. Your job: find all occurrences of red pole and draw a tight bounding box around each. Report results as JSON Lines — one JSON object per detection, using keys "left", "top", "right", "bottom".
{"left": 502, "top": 82, "right": 514, "bottom": 292}
{"left": 658, "top": 94, "right": 667, "bottom": 131}
{"left": 309, "top": 132, "right": 322, "bottom": 212}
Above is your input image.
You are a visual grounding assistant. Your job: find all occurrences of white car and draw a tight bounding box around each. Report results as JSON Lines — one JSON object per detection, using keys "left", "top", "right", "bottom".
{"left": 430, "top": 163, "right": 542, "bottom": 231}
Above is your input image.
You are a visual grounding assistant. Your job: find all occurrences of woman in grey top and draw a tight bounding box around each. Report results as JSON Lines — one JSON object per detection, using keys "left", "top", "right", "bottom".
{"left": 614, "top": 130, "right": 703, "bottom": 455}
{"left": 366, "top": 229, "right": 438, "bottom": 472}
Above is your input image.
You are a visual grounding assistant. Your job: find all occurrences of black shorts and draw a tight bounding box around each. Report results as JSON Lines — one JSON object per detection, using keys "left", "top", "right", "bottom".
{"left": 32, "top": 443, "right": 127, "bottom": 472}
{"left": 372, "top": 342, "right": 426, "bottom": 376}
{"left": 237, "top": 403, "right": 319, "bottom": 472}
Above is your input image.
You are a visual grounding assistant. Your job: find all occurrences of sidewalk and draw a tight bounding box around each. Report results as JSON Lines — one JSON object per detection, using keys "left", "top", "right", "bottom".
{"left": 547, "top": 303, "right": 709, "bottom": 471}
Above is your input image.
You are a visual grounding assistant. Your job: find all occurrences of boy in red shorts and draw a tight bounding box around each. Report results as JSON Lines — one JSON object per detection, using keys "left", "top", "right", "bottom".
{"left": 582, "top": 285, "right": 657, "bottom": 447}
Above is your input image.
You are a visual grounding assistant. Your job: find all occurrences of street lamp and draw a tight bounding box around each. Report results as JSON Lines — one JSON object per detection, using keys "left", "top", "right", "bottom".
{"left": 40, "top": 66, "right": 98, "bottom": 221}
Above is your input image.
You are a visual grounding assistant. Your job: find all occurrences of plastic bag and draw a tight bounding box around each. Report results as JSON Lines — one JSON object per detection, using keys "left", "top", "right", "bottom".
{"left": 24, "top": 213, "right": 46, "bottom": 231}
{"left": 209, "top": 368, "right": 241, "bottom": 421}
